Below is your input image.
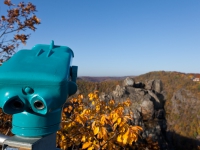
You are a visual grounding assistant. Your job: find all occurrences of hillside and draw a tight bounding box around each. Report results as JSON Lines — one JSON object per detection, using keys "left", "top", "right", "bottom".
{"left": 76, "top": 71, "right": 200, "bottom": 149}
{"left": 76, "top": 79, "right": 123, "bottom": 96}
{"left": 133, "top": 71, "right": 200, "bottom": 149}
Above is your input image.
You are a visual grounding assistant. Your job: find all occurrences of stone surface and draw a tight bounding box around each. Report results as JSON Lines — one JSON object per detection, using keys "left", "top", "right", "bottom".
{"left": 112, "top": 85, "right": 124, "bottom": 98}
{"left": 141, "top": 99, "right": 154, "bottom": 120}
{"left": 123, "top": 77, "right": 134, "bottom": 87}
{"left": 97, "top": 78, "right": 173, "bottom": 149}
{"left": 145, "top": 79, "right": 163, "bottom": 93}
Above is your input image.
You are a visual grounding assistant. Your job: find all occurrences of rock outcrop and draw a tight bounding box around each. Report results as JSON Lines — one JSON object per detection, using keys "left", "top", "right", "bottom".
{"left": 145, "top": 79, "right": 163, "bottom": 93}
{"left": 100, "top": 77, "right": 168, "bottom": 149}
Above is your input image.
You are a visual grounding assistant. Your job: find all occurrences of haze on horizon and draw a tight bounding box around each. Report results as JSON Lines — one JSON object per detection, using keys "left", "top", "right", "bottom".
{"left": 1, "top": 0, "right": 199, "bottom": 76}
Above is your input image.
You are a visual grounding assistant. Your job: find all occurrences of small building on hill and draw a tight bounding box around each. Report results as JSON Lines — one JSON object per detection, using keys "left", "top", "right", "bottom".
{"left": 193, "top": 78, "right": 200, "bottom": 82}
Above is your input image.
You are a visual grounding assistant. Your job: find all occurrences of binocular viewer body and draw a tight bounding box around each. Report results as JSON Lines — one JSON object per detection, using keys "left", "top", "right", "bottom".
{"left": 0, "top": 41, "right": 78, "bottom": 137}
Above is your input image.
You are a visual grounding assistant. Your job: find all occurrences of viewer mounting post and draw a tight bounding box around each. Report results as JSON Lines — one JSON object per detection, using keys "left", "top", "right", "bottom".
{"left": 0, "top": 41, "right": 78, "bottom": 150}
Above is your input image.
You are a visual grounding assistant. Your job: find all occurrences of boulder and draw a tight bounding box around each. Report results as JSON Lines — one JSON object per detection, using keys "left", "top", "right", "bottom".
{"left": 148, "top": 90, "right": 163, "bottom": 109}
{"left": 123, "top": 77, "right": 134, "bottom": 87}
{"left": 112, "top": 85, "right": 125, "bottom": 98}
{"left": 141, "top": 99, "right": 154, "bottom": 120}
{"left": 145, "top": 79, "right": 163, "bottom": 93}
{"left": 154, "top": 80, "right": 162, "bottom": 93}
{"left": 145, "top": 80, "right": 154, "bottom": 90}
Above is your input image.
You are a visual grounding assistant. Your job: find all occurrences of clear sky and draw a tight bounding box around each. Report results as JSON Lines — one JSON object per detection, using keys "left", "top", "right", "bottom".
{"left": 1, "top": 0, "right": 200, "bottom": 76}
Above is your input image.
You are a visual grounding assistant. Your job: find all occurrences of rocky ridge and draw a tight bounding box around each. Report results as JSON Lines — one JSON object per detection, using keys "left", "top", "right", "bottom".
{"left": 96, "top": 76, "right": 200, "bottom": 150}
{"left": 100, "top": 77, "right": 168, "bottom": 149}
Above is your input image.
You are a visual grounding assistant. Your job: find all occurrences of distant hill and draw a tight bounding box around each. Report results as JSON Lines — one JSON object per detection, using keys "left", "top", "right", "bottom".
{"left": 78, "top": 76, "right": 135, "bottom": 82}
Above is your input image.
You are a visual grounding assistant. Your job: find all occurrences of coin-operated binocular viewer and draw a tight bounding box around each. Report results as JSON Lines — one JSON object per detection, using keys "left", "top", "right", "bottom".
{"left": 0, "top": 41, "right": 78, "bottom": 150}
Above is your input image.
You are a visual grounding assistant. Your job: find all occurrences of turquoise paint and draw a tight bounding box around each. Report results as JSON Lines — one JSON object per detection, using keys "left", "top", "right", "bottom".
{"left": 0, "top": 41, "right": 78, "bottom": 137}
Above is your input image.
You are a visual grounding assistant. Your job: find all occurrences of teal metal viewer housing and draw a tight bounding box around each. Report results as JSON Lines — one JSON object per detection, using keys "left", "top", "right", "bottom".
{"left": 0, "top": 41, "right": 78, "bottom": 137}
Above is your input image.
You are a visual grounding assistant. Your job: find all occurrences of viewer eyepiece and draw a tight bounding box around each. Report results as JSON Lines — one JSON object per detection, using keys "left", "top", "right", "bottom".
{"left": 34, "top": 100, "right": 44, "bottom": 110}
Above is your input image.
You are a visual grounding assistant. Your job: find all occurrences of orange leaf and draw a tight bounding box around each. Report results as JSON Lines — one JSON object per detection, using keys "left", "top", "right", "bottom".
{"left": 82, "top": 142, "right": 92, "bottom": 149}
{"left": 88, "top": 146, "right": 94, "bottom": 150}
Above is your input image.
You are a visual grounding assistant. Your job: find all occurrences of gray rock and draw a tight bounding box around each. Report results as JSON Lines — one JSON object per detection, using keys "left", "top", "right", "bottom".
{"left": 145, "top": 80, "right": 154, "bottom": 90}
{"left": 148, "top": 90, "right": 163, "bottom": 109}
{"left": 123, "top": 77, "right": 134, "bottom": 87}
{"left": 154, "top": 80, "right": 162, "bottom": 93}
{"left": 99, "top": 92, "right": 106, "bottom": 101}
{"left": 141, "top": 99, "right": 154, "bottom": 120}
{"left": 145, "top": 79, "right": 163, "bottom": 93}
{"left": 112, "top": 85, "right": 125, "bottom": 98}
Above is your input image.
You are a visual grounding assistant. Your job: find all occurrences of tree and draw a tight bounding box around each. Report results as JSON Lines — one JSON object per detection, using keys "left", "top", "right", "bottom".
{"left": 0, "top": 0, "right": 40, "bottom": 63}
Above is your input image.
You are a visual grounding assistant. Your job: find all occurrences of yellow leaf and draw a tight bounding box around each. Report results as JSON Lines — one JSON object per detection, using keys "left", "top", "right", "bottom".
{"left": 123, "top": 99, "right": 131, "bottom": 106}
{"left": 97, "top": 131, "right": 103, "bottom": 139}
{"left": 109, "top": 99, "right": 115, "bottom": 105}
{"left": 120, "top": 127, "right": 126, "bottom": 133}
{"left": 61, "top": 135, "right": 66, "bottom": 140}
{"left": 131, "top": 126, "right": 143, "bottom": 133}
{"left": 94, "top": 126, "right": 99, "bottom": 135}
{"left": 117, "top": 134, "right": 122, "bottom": 143}
{"left": 82, "top": 142, "right": 92, "bottom": 149}
{"left": 81, "top": 135, "right": 86, "bottom": 142}
{"left": 122, "top": 128, "right": 130, "bottom": 145}
{"left": 111, "top": 112, "right": 119, "bottom": 123}
{"left": 119, "top": 121, "right": 125, "bottom": 128}
{"left": 101, "top": 127, "right": 108, "bottom": 140}
{"left": 92, "top": 101, "right": 95, "bottom": 105}
{"left": 128, "top": 138, "right": 134, "bottom": 145}
{"left": 92, "top": 121, "right": 96, "bottom": 130}
{"left": 113, "top": 123, "right": 118, "bottom": 131}
{"left": 88, "top": 93, "right": 94, "bottom": 100}
{"left": 88, "top": 146, "right": 94, "bottom": 150}
{"left": 100, "top": 115, "right": 108, "bottom": 125}
{"left": 101, "top": 127, "right": 107, "bottom": 136}
{"left": 96, "top": 105, "right": 100, "bottom": 111}
{"left": 122, "top": 137, "right": 128, "bottom": 145}
{"left": 78, "top": 94, "right": 83, "bottom": 99}
{"left": 81, "top": 109, "right": 87, "bottom": 115}
{"left": 124, "top": 115, "right": 133, "bottom": 121}
{"left": 117, "top": 118, "right": 121, "bottom": 125}
{"left": 75, "top": 116, "right": 83, "bottom": 125}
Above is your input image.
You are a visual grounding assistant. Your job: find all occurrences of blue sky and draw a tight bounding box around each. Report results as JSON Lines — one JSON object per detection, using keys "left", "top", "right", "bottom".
{"left": 1, "top": 0, "right": 200, "bottom": 76}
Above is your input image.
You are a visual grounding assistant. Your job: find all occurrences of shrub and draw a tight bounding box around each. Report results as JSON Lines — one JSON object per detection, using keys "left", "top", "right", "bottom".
{"left": 57, "top": 91, "right": 143, "bottom": 150}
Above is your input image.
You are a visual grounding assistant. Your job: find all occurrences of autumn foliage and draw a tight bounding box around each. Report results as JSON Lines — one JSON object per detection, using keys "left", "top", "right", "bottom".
{"left": 0, "top": 0, "right": 40, "bottom": 63}
{"left": 0, "top": 109, "right": 12, "bottom": 136}
{"left": 57, "top": 91, "right": 143, "bottom": 150}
